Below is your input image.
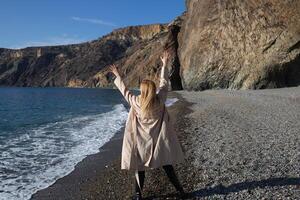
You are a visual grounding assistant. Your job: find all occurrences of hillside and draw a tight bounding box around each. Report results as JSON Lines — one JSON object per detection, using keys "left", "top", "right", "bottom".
{"left": 0, "top": 24, "right": 173, "bottom": 88}
{"left": 0, "top": 0, "right": 299, "bottom": 90}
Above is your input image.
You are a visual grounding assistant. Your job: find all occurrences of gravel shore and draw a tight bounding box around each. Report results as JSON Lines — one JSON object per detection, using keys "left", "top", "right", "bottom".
{"left": 176, "top": 87, "right": 300, "bottom": 199}
{"left": 31, "top": 87, "right": 300, "bottom": 199}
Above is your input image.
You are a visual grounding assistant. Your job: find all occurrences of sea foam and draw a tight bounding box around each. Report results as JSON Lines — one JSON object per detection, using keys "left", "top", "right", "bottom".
{"left": 0, "top": 104, "right": 128, "bottom": 200}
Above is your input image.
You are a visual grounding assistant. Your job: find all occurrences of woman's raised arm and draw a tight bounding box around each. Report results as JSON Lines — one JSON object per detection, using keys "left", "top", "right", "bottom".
{"left": 157, "top": 51, "right": 170, "bottom": 103}
{"left": 109, "top": 64, "right": 137, "bottom": 107}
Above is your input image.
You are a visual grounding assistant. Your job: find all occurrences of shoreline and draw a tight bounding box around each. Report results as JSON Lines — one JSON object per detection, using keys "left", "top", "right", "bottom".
{"left": 31, "top": 87, "right": 300, "bottom": 199}
{"left": 30, "top": 91, "right": 192, "bottom": 199}
{"left": 30, "top": 126, "right": 127, "bottom": 200}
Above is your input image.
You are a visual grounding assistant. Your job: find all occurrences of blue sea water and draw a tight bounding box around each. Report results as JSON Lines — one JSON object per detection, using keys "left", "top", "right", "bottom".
{"left": 0, "top": 87, "right": 129, "bottom": 200}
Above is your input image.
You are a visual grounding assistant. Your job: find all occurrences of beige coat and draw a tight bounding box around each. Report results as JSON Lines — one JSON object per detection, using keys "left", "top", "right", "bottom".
{"left": 114, "top": 66, "right": 184, "bottom": 170}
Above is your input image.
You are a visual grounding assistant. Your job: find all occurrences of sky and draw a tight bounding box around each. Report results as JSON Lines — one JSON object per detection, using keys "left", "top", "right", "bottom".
{"left": 0, "top": 0, "right": 185, "bottom": 49}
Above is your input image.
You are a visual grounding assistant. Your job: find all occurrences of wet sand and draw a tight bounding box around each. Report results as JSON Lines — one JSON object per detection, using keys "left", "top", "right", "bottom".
{"left": 31, "top": 87, "right": 300, "bottom": 199}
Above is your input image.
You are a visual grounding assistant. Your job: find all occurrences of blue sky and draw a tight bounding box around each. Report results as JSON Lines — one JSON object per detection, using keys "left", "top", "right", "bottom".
{"left": 0, "top": 0, "right": 185, "bottom": 49}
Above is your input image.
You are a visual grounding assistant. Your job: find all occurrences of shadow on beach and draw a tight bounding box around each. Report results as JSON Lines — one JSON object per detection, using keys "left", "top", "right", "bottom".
{"left": 144, "top": 177, "right": 300, "bottom": 199}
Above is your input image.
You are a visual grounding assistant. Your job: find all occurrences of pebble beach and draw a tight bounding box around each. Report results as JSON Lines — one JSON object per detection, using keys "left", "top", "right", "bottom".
{"left": 31, "top": 87, "right": 300, "bottom": 199}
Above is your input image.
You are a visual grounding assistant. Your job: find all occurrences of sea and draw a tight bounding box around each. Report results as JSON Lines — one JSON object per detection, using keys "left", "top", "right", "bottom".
{"left": 0, "top": 87, "right": 129, "bottom": 200}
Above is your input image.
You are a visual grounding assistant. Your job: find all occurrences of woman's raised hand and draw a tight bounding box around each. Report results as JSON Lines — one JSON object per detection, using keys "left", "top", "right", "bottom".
{"left": 108, "top": 64, "right": 120, "bottom": 77}
{"left": 160, "top": 51, "right": 170, "bottom": 66}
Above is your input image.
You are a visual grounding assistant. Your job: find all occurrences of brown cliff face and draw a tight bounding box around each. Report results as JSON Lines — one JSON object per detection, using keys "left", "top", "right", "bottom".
{"left": 91, "top": 16, "right": 184, "bottom": 89}
{"left": 178, "top": 0, "right": 300, "bottom": 90}
{"left": 1, "top": 0, "right": 300, "bottom": 90}
{"left": 0, "top": 24, "right": 169, "bottom": 88}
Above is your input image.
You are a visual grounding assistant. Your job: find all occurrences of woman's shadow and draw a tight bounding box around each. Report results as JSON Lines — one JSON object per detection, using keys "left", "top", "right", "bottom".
{"left": 144, "top": 177, "right": 300, "bottom": 199}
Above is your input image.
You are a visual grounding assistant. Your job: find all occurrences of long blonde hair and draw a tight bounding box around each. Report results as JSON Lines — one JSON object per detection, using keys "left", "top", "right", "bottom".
{"left": 140, "top": 79, "right": 160, "bottom": 118}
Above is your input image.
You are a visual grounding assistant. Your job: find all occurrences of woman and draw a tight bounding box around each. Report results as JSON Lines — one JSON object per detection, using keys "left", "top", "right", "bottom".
{"left": 109, "top": 51, "right": 185, "bottom": 199}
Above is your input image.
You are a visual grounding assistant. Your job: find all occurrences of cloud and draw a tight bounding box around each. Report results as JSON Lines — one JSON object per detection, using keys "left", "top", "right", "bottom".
{"left": 10, "top": 34, "right": 86, "bottom": 49}
{"left": 71, "top": 16, "right": 117, "bottom": 27}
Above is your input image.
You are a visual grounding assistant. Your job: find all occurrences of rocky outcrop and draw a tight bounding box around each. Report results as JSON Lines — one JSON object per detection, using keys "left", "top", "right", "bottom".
{"left": 1, "top": 0, "right": 300, "bottom": 90}
{"left": 0, "top": 24, "right": 169, "bottom": 88}
{"left": 164, "top": 16, "right": 184, "bottom": 90}
{"left": 178, "top": 0, "right": 300, "bottom": 90}
{"left": 91, "top": 17, "right": 184, "bottom": 90}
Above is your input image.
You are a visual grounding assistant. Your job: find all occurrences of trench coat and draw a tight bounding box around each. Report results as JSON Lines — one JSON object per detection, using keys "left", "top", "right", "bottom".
{"left": 113, "top": 66, "right": 184, "bottom": 170}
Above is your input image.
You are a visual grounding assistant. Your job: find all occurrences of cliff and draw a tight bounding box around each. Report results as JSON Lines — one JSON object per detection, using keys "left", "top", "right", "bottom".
{"left": 179, "top": 0, "right": 300, "bottom": 90}
{"left": 1, "top": 0, "right": 300, "bottom": 90}
{"left": 0, "top": 24, "right": 169, "bottom": 88}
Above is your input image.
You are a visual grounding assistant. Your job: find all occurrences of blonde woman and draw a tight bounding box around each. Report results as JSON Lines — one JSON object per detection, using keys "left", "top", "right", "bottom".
{"left": 109, "top": 51, "right": 185, "bottom": 199}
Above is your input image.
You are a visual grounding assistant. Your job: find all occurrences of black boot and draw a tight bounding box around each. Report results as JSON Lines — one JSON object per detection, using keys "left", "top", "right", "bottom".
{"left": 133, "top": 171, "right": 145, "bottom": 200}
{"left": 163, "top": 165, "right": 186, "bottom": 198}
{"left": 133, "top": 192, "right": 142, "bottom": 200}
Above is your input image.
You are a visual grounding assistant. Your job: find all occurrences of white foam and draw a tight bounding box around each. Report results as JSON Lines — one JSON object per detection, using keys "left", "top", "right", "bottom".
{"left": 165, "top": 98, "right": 179, "bottom": 107}
{"left": 0, "top": 104, "right": 128, "bottom": 200}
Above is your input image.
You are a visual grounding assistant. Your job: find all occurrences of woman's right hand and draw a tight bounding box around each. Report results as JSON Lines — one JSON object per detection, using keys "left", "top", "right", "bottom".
{"left": 108, "top": 64, "right": 120, "bottom": 78}
{"left": 160, "top": 51, "right": 170, "bottom": 66}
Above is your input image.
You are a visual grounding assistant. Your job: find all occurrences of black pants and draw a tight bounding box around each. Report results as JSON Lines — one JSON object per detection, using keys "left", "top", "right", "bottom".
{"left": 135, "top": 165, "right": 183, "bottom": 194}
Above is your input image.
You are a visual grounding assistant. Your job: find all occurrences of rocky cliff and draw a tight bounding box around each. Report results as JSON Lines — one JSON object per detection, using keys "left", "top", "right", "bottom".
{"left": 179, "top": 0, "right": 300, "bottom": 90}
{"left": 0, "top": 24, "right": 170, "bottom": 88}
{"left": 0, "top": 0, "right": 299, "bottom": 90}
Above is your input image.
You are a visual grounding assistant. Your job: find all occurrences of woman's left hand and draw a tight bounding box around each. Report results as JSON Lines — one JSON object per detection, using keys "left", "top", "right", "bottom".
{"left": 108, "top": 64, "right": 120, "bottom": 77}
{"left": 160, "top": 51, "right": 170, "bottom": 67}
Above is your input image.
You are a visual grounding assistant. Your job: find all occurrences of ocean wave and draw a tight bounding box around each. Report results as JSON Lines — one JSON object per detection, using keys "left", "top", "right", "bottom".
{"left": 0, "top": 104, "right": 128, "bottom": 200}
